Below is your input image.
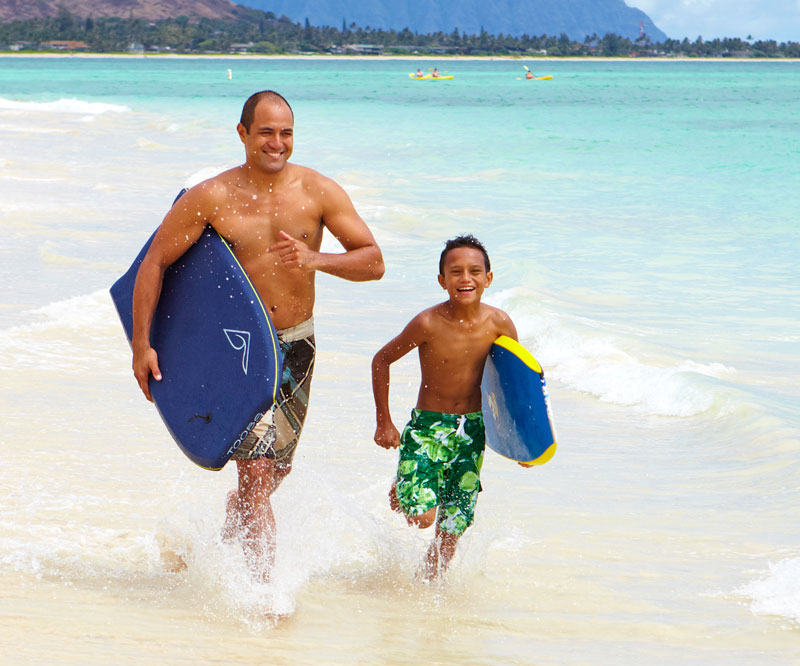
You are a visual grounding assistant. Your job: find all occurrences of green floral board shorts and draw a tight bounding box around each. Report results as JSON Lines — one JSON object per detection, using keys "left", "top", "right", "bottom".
{"left": 394, "top": 409, "right": 485, "bottom": 536}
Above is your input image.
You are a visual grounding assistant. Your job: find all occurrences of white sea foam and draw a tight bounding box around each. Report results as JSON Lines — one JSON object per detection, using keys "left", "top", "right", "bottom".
{"left": 0, "top": 290, "right": 122, "bottom": 371}
{"left": 490, "top": 288, "right": 736, "bottom": 418}
{"left": 0, "top": 96, "right": 130, "bottom": 115}
{"left": 739, "top": 558, "right": 800, "bottom": 625}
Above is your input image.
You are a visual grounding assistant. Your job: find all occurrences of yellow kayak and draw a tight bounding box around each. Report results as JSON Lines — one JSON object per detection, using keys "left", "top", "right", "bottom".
{"left": 528, "top": 75, "right": 553, "bottom": 80}
{"left": 409, "top": 73, "right": 454, "bottom": 80}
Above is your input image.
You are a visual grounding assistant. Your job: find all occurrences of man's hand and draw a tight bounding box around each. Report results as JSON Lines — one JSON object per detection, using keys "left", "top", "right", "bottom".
{"left": 270, "top": 230, "right": 317, "bottom": 271}
{"left": 374, "top": 421, "right": 401, "bottom": 449}
{"left": 133, "top": 346, "right": 162, "bottom": 402}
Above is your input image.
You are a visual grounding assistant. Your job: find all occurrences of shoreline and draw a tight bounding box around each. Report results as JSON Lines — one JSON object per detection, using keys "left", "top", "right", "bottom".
{"left": 1, "top": 52, "right": 798, "bottom": 63}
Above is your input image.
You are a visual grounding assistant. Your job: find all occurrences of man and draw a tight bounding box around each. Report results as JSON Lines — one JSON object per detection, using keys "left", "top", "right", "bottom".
{"left": 131, "top": 90, "right": 384, "bottom": 581}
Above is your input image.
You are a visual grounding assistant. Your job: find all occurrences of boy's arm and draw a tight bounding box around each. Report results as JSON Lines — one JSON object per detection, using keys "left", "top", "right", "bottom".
{"left": 496, "top": 308, "right": 519, "bottom": 341}
{"left": 371, "top": 316, "right": 425, "bottom": 449}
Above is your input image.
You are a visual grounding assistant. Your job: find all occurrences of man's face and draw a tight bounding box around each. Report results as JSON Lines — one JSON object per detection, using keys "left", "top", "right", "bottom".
{"left": 237, "top": 101, "right": 294, "bottom": 174}
{"left": 437, "top": 246, "right": 492, "bottom": 304}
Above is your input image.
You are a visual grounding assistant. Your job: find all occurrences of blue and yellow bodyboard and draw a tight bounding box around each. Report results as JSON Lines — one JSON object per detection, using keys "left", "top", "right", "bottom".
{"left": 481, "top": 336, "right": 557, "bottom": 466}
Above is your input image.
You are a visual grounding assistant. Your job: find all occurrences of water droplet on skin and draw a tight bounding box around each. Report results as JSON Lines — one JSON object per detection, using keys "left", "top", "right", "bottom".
{"left": 252, "top": 194, "right": 258, "bottom": 200}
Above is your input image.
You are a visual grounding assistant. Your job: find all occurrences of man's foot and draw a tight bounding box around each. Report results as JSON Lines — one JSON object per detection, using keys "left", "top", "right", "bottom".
{"left": 158, "top": 536, "right": 188, "bottom": 573}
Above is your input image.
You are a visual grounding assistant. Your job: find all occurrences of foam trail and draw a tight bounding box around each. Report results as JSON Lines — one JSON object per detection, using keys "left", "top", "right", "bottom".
{"left": 739, "top": 558, "right": 800, "bottom": 624}
{"left": 0, "top": 97, "right": 130, "bottom": 115}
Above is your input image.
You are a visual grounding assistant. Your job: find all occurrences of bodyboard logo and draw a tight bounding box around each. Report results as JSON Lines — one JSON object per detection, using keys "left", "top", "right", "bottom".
{"left": 223, "top": 329, "right": 251, "bottom": 375}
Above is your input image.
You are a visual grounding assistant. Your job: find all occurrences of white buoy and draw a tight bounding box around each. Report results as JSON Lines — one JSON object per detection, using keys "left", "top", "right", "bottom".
{"left": 227, "top": 69, "right": 232, "bottom": 80}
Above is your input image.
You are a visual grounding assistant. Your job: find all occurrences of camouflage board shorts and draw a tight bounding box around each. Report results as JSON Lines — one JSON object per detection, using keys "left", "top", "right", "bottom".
{"left": 231, "top": 317, "right": 315, "bottom": 465}
{"left": 394, "top": 409, "right": 485, "bottom": 536}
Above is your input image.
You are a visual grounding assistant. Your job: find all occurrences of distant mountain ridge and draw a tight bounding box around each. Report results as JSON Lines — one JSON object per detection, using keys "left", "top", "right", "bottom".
{"left": 0, "top": 0, "right": 238, "bottom": 22}
{"left": 235, "top": 0, "right": 668, "bottom": 41}
{"left": 0, "top": 0, "right": 667, "bottom": 42}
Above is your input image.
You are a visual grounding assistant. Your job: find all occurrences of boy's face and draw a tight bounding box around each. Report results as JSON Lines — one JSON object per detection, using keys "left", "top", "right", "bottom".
{"left": 438, "top": 246, "right": 493, "bottom": 304}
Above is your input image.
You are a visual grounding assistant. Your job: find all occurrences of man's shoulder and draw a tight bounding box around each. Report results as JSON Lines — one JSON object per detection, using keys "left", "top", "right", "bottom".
{"left": 290, "top": 163, "right": 339, "bottom": 191}
{"left": 186, "top": 167, "right": 241, "bottom": 202}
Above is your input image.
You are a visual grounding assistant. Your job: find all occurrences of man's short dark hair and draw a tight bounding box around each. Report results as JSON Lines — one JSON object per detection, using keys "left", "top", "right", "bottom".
{"left": 240, "top": 90, "right": 294, "bottom": 132}
{"left": 439, "top": 234, "right": 491, "bottom": 274}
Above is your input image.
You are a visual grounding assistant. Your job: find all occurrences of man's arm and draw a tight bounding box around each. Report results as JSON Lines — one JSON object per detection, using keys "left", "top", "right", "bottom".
{"left": 131, "top": 185, "right": 216, "bottom": 400}
{"left": 371, "top": 316, "right": 425, "bottom": 449}
{"left": 270, "top": 178, "right": 384, "bottom": 281}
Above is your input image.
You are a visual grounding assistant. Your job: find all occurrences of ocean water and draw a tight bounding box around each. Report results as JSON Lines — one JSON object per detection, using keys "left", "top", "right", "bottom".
{"left": 1, "top": 56, "right": 799, "bottom": 664}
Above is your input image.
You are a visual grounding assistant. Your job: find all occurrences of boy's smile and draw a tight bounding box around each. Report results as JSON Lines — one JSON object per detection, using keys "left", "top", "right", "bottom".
{"left": 438, "top": 246, "right": 493, "bottom": 304}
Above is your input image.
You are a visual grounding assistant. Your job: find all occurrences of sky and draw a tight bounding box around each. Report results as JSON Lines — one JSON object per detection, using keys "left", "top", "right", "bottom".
{"left": 627, "top": 0, "right": 800, "bottom": 41}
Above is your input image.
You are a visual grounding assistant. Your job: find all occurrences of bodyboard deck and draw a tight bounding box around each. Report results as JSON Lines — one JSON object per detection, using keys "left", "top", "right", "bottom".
{"left": 481, "top": 335, "right": 557, "bottom": 466}
{"left": 110, "top": 222, "right": 283, "bottom": 470}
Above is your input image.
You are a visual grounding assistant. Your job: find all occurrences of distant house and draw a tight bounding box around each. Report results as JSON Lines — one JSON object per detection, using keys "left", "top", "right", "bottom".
{"left": 342, "top": 44, "right": 383, "bottom": 55}
{"left": 41, "top": 40, "right": 90, "bottom": 51}
{"left": 9, "top": 41, "right": 38, "bottom": 51}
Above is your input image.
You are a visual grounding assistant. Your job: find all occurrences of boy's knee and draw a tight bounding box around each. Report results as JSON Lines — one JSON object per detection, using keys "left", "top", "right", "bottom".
{"left": 407, "top": 508, "right": 436, "bottom": 529}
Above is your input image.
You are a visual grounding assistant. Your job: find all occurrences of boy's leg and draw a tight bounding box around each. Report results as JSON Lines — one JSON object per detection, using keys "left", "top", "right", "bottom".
{"left": 389, "top": 479, "right": 436, "bottom": 528}
{"left": 421, "top": 523, "right": 460, "bottom": 579}
{"left": 421, "top": 413, "right": 485, "bottom": 578}
{"left": 391, "top": 411, "right": 443, "bottom": 527}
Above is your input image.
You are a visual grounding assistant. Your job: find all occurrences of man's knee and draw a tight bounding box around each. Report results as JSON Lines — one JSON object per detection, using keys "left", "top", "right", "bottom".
{"left": 236, "top": 458, "right": 293, "bottom": 497}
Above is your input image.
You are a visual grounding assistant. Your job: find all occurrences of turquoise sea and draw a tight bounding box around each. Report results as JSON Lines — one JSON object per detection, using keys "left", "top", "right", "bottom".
{"left": 1, "top": 56, "right": 799, "bottom": 664}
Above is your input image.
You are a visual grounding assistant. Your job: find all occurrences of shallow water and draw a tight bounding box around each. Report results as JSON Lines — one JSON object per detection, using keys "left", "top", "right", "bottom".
{"left": 1, "top": 56, "right": 799, "bottom": 664}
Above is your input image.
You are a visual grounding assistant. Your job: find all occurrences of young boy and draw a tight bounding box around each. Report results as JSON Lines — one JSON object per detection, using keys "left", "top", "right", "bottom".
{"left": 372, "top": 234, "right": 518, "bottom": 579}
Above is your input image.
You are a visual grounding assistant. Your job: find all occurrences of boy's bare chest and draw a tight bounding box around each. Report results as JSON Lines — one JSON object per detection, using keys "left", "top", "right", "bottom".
{"left": 426, "top": 324, "right": 496, "bottom": 366}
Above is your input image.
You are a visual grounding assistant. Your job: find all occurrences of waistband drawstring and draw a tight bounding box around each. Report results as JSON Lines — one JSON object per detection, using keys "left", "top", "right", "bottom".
{"left": 455, "top": 414, "right": 467, "bottom": 439}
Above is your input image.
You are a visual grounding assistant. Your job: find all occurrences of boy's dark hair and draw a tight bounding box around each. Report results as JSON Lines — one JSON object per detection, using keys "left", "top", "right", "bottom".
{"left": 439, "top": 234, "right": 491, "bottom": 274}
{"left": 240, "top": 90, "right": 293, "bottom": 132}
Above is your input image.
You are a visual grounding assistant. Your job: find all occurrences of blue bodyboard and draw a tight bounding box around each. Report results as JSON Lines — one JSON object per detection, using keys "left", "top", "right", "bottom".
{"left": 110, "top": 219, "right": 283, "bottom": 470}
{"left": 481, "top": 336, "right": 557, "bottom": 466}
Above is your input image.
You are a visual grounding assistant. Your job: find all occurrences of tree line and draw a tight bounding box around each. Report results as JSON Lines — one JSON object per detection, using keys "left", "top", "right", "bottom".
{"left": 1, "top": 6, "right": 798, "bottom": 58}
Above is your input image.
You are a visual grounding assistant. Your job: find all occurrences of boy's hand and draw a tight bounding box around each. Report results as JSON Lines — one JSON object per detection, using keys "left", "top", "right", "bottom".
{"left": 518, "top": 461, "right": 535, "bottom": 468}
{"left": 374, "top": 422, "right": 401, "bottom": 449}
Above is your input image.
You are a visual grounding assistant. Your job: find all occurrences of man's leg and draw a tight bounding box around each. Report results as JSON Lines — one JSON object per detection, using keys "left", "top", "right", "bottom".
{"left": 224, "top": 458, "right": 292, "bottom": 582}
